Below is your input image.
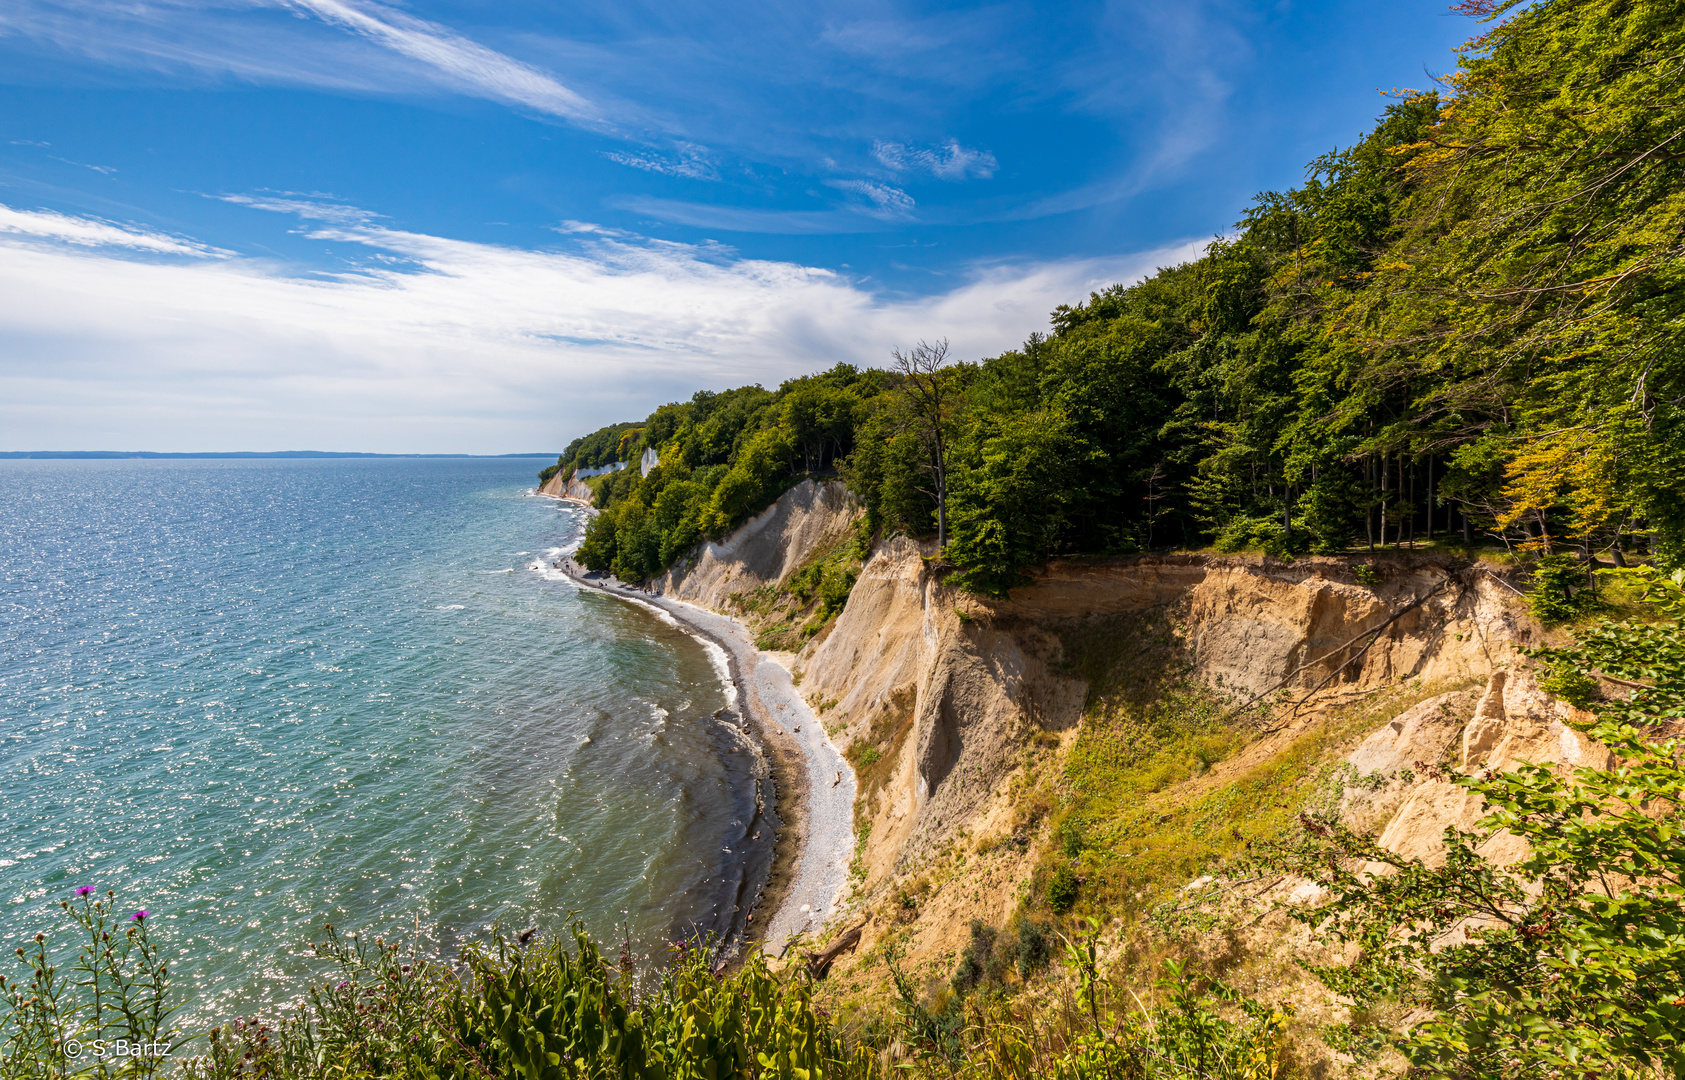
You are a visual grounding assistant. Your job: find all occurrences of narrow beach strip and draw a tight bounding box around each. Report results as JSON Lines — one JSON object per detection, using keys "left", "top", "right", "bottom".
{"left": 536, "top": 494, "right": 855, "bottom": 957}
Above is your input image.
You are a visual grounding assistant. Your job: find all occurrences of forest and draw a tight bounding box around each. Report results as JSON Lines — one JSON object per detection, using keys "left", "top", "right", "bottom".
{"left": 550, "top": 0, "right": 1684, "bottom": 596}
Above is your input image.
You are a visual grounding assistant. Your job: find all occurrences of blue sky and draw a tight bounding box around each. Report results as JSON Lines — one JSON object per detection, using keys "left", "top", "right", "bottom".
{"left": 0, "top": 0, "right": 1479, "bottom": 453}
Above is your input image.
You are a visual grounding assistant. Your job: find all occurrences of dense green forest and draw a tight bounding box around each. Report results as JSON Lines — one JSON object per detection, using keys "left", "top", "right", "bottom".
{"left": 551, "top": 0, "right": 1684, "bottom": 595}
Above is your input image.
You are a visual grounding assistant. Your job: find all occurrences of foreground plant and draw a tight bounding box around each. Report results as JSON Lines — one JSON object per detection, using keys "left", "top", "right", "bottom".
{"left": 0, "top": 890, "right": 176, "bottom": 1079}
{"left": 1270, "top": 567, "right": 1685, "bottom": 1077}
{"left": 184, "top": 925, "right": 868, "bottom": 1080}
{"left": 881, "top": 918, "right": 1288, "bottom": 1080}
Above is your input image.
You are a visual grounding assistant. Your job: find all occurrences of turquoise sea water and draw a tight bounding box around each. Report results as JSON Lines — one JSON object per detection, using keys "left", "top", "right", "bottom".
{"left": 0, "top": 458, "right": 761, "bottom": 1025}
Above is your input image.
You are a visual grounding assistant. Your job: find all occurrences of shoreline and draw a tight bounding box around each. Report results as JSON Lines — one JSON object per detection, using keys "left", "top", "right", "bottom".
{"left": 538, "top": 494, "right": 854, "bottom": 957}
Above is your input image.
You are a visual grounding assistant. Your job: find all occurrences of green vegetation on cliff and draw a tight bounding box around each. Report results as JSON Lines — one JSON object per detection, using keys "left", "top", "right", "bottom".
{"left": 557, "top": 0, "right": 1684, "bottom": 599}
{"left": 568, "top": 370, "right": 887, "bottom": 583}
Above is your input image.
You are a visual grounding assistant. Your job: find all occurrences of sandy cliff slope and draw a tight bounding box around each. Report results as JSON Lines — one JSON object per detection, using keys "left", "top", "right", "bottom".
{"left": 586, "top": 479, "right": 1598, "bottom": 1027}
{"left": 797, "top": 549, "right": 1530, "bottom": 891}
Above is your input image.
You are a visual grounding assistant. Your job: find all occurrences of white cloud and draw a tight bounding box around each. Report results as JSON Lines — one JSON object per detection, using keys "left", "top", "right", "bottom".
{"left": 0, "top": 205, "right": 230, "bottom": 258}
{"left": 818, "top": 20, "right": 948, "bottom": 59}
{"left": 51, "top": 156, "right": 118, "bottom": 175}
{"left": 825, "top": 180, "right": 915, "bottom": 218}
{"left": 552, "top": 220, "right": 635, "bottom": 238}
{"left": 0, "top": 0, "right": 600, "bottom": 127}
{"left": 282, "top": 0, "right": 599, "bottom": 123}
{"left": 0, "top": 202, "right": 1199, "bottom": 453}
{"left": 872, "top": 140, "right": 997, "bottom": 181}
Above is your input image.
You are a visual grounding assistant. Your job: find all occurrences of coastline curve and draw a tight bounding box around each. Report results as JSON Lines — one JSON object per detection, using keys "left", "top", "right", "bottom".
{"left": 532, "top": 491, "right": 855, "bottom": 958}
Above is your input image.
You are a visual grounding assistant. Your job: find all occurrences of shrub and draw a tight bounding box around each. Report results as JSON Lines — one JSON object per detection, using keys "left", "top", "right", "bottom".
{"left": 1015, "top": 918, "right": 1051, "bottom": 978}
{"left": 1211, "top": 517, "right": 1307, "bottom": 558}
{"left": 1057, "top": 816, "right": 1087, "bottom": 859}
{"left": 950, "top": 920, "right": 998, "bottom": 995}
{"left": 1047, "top": 864, "right": 1079, "bottom": 913}
{"left": 1527, "top": 552, "right": 1593, "bottom": 624}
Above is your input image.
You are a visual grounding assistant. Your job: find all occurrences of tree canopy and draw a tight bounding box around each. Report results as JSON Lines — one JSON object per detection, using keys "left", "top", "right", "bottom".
{"left": 548, "top": 0, "right": 1685, "bottom": 593}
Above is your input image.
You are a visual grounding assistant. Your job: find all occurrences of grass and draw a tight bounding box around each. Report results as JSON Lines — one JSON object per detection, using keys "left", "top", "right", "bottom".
{"left": 1019, "top": 609, "right": 1479, "bottom": 922}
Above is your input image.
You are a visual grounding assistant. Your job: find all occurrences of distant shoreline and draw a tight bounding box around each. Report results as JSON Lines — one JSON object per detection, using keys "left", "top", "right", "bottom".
{"left": 0, "top": 451, "right": 556, "bottom": 459}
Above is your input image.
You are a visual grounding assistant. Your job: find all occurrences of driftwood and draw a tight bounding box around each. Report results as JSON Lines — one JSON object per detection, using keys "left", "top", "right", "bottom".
{"left": 804, "top": 923, "right": 864, "bottom": 981}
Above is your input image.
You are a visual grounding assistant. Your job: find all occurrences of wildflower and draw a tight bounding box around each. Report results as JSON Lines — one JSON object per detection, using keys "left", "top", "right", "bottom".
{"left": 133, "top": 910, "right": 149, "bottom": 922}
{"left": 77, "top": 886, "right": 94, "bottom": 897}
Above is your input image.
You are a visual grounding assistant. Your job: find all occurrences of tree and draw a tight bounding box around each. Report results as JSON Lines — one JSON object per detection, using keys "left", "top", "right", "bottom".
{"left": 780, "top": 383, "right": 859, "bottom": 474}
{"left": 890, "top": 339, "right": 958, "bottom": 547}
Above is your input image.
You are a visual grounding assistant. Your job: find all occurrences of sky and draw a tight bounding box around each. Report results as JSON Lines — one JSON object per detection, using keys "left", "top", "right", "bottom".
{"left": 0, "top": 0, "right": 1482, "bottom": 454}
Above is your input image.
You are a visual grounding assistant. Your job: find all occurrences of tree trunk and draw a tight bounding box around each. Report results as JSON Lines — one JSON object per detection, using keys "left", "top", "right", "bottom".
{"left": 1426, "top": 457, "right": 1434, "bottom": 540}
{"left": 1407, "top": 459, "right": 1415, "bottom": 548}
{"left": 1380, "top": 454, "right": 1389, "bottom": 549}
{"left": 1366, "top": 457, "right": 1375, "bottom": 550}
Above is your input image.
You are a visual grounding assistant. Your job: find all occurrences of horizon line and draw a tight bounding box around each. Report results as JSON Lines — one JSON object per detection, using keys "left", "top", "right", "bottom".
{"left": 0, "top": 451, "right": 558, "bottom": 460}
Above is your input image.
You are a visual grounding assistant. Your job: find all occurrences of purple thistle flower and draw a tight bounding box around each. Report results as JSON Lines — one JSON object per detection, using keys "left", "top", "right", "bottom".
{"left": 132, "top": 910, "right": 149, "bottom": 922}
{"left": 76, "top": 887, "right": 93, "bottom": 897}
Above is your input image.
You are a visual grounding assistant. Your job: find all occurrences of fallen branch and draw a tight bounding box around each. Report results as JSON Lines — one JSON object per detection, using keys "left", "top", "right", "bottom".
{"left": 1280, "top": 577, "right": 1459, "bottom": 723}
{"left": 804, "top": 923, "right": 864, "bottom": 981}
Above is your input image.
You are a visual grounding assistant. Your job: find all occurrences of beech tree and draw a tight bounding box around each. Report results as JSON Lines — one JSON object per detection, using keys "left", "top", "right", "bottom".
{"left": 890, "top": 339, "right": 958, "bottom": 547}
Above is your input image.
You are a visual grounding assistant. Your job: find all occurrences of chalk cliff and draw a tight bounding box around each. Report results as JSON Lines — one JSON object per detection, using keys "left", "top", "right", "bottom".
{"left": 634, "top": 480, "right": 1588, "bottom": 1018}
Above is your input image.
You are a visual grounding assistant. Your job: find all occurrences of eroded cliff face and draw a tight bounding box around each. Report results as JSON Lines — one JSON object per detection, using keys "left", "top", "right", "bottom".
{"left": 652, "top": 480, "right": 858, "bottom": 610}
{"left": 538, "top": 470, "right": 594, "bottom": 501}
{"left": 796, "top": 548, "right": 1536, "bottom": 897}
{"left": 645, "top": 482, "right": 1591, "bottom": 1003}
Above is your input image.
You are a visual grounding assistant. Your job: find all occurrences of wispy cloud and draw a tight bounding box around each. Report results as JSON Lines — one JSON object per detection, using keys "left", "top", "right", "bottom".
{"left": 282, "top": 0, "right": 599, "bottom": 124}
{"left": 0, "top": 0, "right": 601, "bottom": 127}
{"left": 609, "top": 198, "right": 878, "bottom": 235}
{"left": 818, "top": 20, "right": 948, "bottom": 59}
{"left": 601, "top": 142, "right": 717, "bottom": 181}
{"left": 50, "top": 157, "right": 118, "bottom": 175}
{"left": 872, "top": 140, "right": 997, "bottom": 181}
{"left": 552, "top": 220, "right": 636, "bottom": 239}
{"left": 215, "top": 192, "right": 379, "bottom": 226}
{"left": 0, "top": 205, "right": 229, "bottom": 258}
{"left": 0, "top": 200, "right": 1198, "bottom": 452}
{"left": 825, "top": 180, "right": 915, "bottom": 219}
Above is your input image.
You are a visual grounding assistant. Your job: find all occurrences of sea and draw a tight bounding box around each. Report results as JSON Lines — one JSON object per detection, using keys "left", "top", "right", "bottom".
{"left": 0, "top": 457, "right": 765, "bottom": 1027}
